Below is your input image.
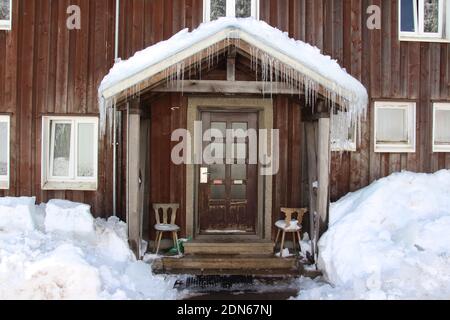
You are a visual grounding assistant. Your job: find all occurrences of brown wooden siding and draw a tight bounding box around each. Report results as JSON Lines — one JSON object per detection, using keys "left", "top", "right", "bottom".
{"left": 1, "top": 0, "right": 449, "bottom": 224}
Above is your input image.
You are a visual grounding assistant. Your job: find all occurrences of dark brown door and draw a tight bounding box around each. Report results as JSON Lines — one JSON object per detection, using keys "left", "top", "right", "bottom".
{"left": 198, "top": 111, "right": 258, "bottom": 235}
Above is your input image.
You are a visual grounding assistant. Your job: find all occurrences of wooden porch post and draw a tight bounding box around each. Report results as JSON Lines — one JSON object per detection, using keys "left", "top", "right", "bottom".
{"left": 127, "top": 98, "right": 142, "bottom": 258}
{"left": 317, "top": 117, "right": 331, "bottom": 235}
{"left": 305, "top": 121, "right": 318, "bottom": 260}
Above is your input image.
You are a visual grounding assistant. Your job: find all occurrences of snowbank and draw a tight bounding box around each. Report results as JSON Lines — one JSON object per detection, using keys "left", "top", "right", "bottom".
{"left": 0, "top": 199, "right": 181, "bottom": 300}
{"left": 298, "top": 170, "right": 450, "bottom": 300}
{"left": 45, "top": 200, "right": 95, "bottom": 239}
{"left": 0, "top": 197, "right": 36, "bottom": 232}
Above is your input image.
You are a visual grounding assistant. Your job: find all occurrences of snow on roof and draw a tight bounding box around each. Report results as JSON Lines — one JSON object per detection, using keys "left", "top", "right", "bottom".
{"left": 99, "top": 17, "right": 368, "bottom": 127}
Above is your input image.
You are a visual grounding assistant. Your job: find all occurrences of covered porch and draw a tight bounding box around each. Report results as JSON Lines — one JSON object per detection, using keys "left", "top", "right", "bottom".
{"left": 98, "top": 19, "right": 368, "bottom": 275}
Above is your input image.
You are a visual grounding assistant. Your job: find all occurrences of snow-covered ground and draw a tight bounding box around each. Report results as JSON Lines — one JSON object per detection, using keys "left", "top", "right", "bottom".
{"left": 297, "top": 170, "right": 450, "bottom": 300}
{"left": 0, "top": 198, "right": 182, "bottom": 300}
{"left": 2, "top": 170, "right": 450, "bottom": 300}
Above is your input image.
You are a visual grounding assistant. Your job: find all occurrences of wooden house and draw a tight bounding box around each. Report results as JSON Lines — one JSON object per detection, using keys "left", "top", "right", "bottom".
{"left": 0, "top": 0, "right": 449, "bottom": 274}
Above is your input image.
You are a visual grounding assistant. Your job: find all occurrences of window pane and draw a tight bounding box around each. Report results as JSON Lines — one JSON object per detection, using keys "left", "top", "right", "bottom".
{"left": 424, "top": 0, "right": 439, "bottom": 33}
{"left": 211, "top": 0, "right": 226, "bottom": 21}
{"left": 401, "top": 0, "right": 416, "bottom": 32}
{"left": 236, "top": 0, "right": 252, "bottom": 18}
{"left": 0, "top": 0, "right": 10, "bottom": 21}
{"left": 0, "top": 122, "right": 7, "bottom": 176}
{"left": 377, "top": 108, "right": 408, "bottom": 143}
{"left": 77, "top": 123, "right": 95, "bottom": 177}
{"left": 231, "top": 185, "right": 246, "bottom": 199}
{"left": 52, "top": 123, "right": 72, "bottom": 177}
{"left": 435, "top": 110, "right": 450, "bottom": 144}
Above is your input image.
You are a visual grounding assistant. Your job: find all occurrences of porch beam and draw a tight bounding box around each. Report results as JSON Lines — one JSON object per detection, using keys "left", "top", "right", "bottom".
{"left": 152, "top": 80, "right": 301, "bottom": 95}
{"left": 127, "top": 98, "right": 142, "bottom": 258}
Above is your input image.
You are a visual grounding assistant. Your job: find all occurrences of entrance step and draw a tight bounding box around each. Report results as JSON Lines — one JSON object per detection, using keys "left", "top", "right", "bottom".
{"left": 184, "top": 241, "right": 274, "bottom": 256}
{"left": 153, "top": 255, "right": 301, "bottom": 276}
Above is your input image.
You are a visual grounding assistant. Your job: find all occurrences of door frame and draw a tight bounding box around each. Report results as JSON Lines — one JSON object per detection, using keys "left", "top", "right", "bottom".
{"left": 186, "top": 97, "right": 274, "bottom": 241}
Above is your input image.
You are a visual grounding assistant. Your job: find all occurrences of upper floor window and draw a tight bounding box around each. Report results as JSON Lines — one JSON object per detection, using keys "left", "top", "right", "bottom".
{"left": 41, "top": 116, "right": 99, "bottom": 191}
{"left": 0, "top": 0, "right": 12, "bottom": 30}
{"left": 0, "top": 115, "right": 10, "bottom": 189}
{"left": 204, "top": 0, "right": 259, "bottom": 22}
{"left": 399, "top": 0, "right": 449, "bottom": 42}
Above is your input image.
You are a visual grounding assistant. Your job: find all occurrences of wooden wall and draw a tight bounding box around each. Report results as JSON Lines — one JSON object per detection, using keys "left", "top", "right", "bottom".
{"left": 0, "top": 0, "right": 116, "bottom": 217}
{"left": 1, "top": 0, "right": 449, "bottom": 221}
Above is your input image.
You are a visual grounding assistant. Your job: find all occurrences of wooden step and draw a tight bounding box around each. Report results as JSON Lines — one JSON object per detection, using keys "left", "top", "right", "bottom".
{"left": 153, "top": 255, "right": 300, "bottom": 276}
{"left": 184, "top": 241, "right": 275, "bottom": 256}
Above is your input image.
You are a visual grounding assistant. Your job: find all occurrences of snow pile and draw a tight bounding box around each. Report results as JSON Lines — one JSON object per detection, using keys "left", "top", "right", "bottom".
{"left": 0, "top": 197, "right": 37, "bottom": 232}
{"left": 0, "top": 199, "right": 180, "bottom": 300}
{"left": 298, "top": 170, "right": 450, "bottom": 300}
{"left": 45, "top": 200, "right": 95, "bottom": 239}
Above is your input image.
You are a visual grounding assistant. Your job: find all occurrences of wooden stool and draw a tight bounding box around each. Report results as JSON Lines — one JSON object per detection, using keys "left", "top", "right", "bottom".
{"left": 153, "top": 203, "right": 181, "bottom": 255}
{"left": 274, "top": 208, "right": 308, "bottom": 257}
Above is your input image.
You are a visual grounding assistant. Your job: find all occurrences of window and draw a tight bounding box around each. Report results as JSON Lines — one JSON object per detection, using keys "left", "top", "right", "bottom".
{"left": 399, "top": 0, "right": 449, "bottom": 41}
{"left": 331, "top": 111, "right": 357, "bottom": 152}
{"left": 374, "top": 102, "right": 416, "bottom": 153}
{"left": 0, "top": 115, "right": 10, "bottom": 189}
{"left": 433, "top": 103, "right": 450, "bottom": 152}
{"left": 42, "top": 116, "right": 98, "bottom": 190}
{"left": 204, "top": 0, "right": 259, "bottom": 22}
{"left": 0, "top": 0, "right": 12, "bottom": 30}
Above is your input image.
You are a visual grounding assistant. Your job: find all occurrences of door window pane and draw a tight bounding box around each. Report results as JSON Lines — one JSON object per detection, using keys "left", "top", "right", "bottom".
{"left": 233, "top": 143, "right": 247, "bottom": 160}
{"left": 401, "top": 0, "right": 416, "bottom": 32}
{"left": 211, "top": 185, "right": 226, "bottom": 199}
{"left": 0, "top": 121, "right": 7, "bottom": 176}
{"left": 211, "top": 122, "right": 227, "bottom": 139}
{"left": 231, "top": 185, "right": 246, "bottom": 199}
{"left": 424, "top": 0, "right": 439, "bottom": 33}
{"left": 210, "top": 142, "right": 225, "bottom": 160}
{"left": 52, "top": 122, "right": 72, "bottom": 177}
{"left": 231, "top": 164, "right": 247, "bottom": 180}
{"left": 77, "top": 123, "right": 95, "bottom": 177}
{"left": 210, "top": 164, "right": 226, "bottom": 180}
{"left": 236, "top": 0, "right": 252, "bottom": 18}
{"left": 211, "top": 0, "right": 226, "bottom": 21}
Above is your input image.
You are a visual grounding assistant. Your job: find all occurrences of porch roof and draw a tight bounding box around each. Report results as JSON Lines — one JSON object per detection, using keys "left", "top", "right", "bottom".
{"left": 99, "top": 18, "right": 368, "bottom": 119}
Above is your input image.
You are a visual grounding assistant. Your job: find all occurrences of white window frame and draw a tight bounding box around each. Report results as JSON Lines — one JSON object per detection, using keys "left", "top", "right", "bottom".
{"left": 399, "top": 0, "right": 449, "bottom": 42}
{"left": 433, "top": 102, "right": 450, "bottom": 152}
{"left": 374, "top": 101, "right": 416, "bottom": 153}
{"left": 0, "top": 115, "right": 10, "bottom": 190}
{"left": 203, "top": 0, "right": 259, "bottom": 22}
{"left": 330, "top": 111, "right": 357, "bottom": 152}
{"left": 42, "top": 116, "right": 99, "bottom": 191}
{"left": 0, "top": 0, "right": 12, "bottom": 31}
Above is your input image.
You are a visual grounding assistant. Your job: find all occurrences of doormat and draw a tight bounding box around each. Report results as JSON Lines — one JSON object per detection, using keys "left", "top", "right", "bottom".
{"left": 174, "top": 275, "right": 291, "bottom": 292}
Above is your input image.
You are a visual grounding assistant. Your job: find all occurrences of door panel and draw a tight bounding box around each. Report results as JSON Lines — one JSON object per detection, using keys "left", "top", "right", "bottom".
{"left": 199, "top": 111, "right": 258, "bottom": 235}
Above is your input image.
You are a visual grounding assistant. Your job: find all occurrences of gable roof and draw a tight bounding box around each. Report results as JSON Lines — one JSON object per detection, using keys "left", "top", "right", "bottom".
{"left": 99, "top": 18, "right": 368, "bottom": 119}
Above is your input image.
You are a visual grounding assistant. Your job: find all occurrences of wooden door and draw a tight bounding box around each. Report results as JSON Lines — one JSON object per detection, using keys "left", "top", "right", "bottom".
{"left": 198, "top": 111, "right": 258, "bottom": 235}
